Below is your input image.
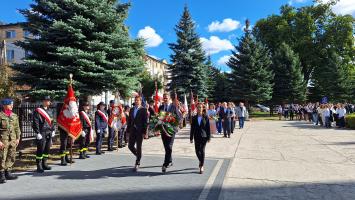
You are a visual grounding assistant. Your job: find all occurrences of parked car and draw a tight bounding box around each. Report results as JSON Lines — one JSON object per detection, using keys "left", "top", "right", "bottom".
{"left": 255, "top": 104, "right": 270, "bottom": 112}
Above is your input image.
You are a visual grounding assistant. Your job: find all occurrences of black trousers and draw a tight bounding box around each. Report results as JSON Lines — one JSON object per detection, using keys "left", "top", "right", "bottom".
{"left": 108, "top": 127, "right": 115, "bottom": 148}
{"left": 79, "top": 128, "right": 91, "bottom": 151}
{"left": 36, "top": 133, "right": 52, "bottom": 160}
{"left": 223, "top": 119, "right": 231, "bottom": 137}
{"left": 128, "top": 129, "right": 144, "bottom": 165}
{"left": 194, "top": 138, "right": 208, "bottom": 167}
{"left": 59, "top": 129, "right": 70, "bottom": 157}
{"left": 161, "top": 133, "right": 175, "bottom": 167}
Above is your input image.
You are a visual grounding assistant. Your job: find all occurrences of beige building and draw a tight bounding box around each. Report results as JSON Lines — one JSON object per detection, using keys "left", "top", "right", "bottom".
{"left": 144, "top": 55, "right": 169, "bottom": 89}
{"left": 0, "top": 23, "right": 30, "bottom": 64}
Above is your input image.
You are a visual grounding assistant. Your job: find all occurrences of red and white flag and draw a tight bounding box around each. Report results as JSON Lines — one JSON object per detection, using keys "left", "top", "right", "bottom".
{"left": 190, "top": 91, "right": 196, "bottom": 115}
{"left": 154, "top": 82, "right": 159, "bottom": 113}
{"left": 57, "top": 85, "right": 82, "bottom": 140}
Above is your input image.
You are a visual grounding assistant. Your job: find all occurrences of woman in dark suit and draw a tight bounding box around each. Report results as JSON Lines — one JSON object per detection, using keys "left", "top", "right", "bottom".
{"left": 190, "top": 103, "right": 211, "bottom": 174}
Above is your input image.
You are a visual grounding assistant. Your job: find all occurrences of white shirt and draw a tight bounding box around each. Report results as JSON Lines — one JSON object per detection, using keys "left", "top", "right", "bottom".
{"left": 323, "top": 108, "right": 330, "bottom": 117}
{"left": 336, "top": 108, "right": 346, "bottom": 118}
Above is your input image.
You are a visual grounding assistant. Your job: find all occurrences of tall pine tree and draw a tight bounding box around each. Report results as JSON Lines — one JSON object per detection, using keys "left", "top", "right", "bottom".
{"left": 227, "top": 20, "right": 274, "bottom": 104}
{"left": 205, "top": 56, "right": 219, "bottom": 99}
{"left": 168, "top": 5, "right": 209, "bottom": 98}
{"left": 272, "top": 43, "right": 306, "bottom": 104}
{"left": 13, "top": 0, "right": 145, "bottom": 100}
{"left": 310, "top": 50, "right": 351, "bottom": 102}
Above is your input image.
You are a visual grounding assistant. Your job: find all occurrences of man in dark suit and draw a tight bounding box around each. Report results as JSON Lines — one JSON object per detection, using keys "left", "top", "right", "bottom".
{"left": 159, "top": 93, "right": 182, "bottom": 173}
{"left": 220, "top": 102, "right": 232, "bottom": 138}
{"left": 127, "top": 96, "right": 148, "bottom": 171}
{"left": 190, "top": 103, "right": 210, "bottom": 174}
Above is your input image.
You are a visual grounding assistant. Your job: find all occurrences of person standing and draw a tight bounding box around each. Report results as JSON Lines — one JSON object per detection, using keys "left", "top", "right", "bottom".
{"left": 207, "top": 103, "right": 217, "bottom": 135}
{"left": 107, "top": 100, "right": 115, "bottom": 151}
{"left": 336, "top": 104, "right": 347, "bottom": 128}
{"left": 78, "top": 102, "right": 93, "bottom": 159}
{"left": 95, "top": 102, "right": 108, "bottom": 155}
{"left": 0, "top": 98, "right": 21, "bottom": 183}
{"left": 216, "top": 102, "right": 222, "bottom": 135}
{"left": 32, "top": 96, "right": 56, "bottom": 173}
{"left": 220, "top": 102, "right": 232, "bottom": 138}
{"left": 127, "top": 96, "right": 148, "bottom": 172}
{"left": 159, "top": 93, "right": 182, "bottom": 173}
{"left": 277, "top": 106, "right": 283, "bottom": 120}
{"left": 236, "top": 102, "right": 247, "bottom": 129}
{"left": 190, "top": 103, "right": 211, "bottom": 174}
{"left": 324, "top": 104, "right": 331, "bottom": 128}
{"left": 230, "top": 103, "right": 236, "bottom": 133}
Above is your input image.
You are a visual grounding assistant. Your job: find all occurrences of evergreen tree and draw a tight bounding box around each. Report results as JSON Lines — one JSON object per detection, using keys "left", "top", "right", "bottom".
{"left": 168, "top": 5, "right": 209, "bottom": 98}
{"left": 227, "top": 20, "right": 274, "bottom": 104}
{"left": 205, "top": 56, "right": 219, "bottom": 99}
{"left": 310, "top": 50, "right": 351, "bottom": 102}
{"left": 0, "top": 64, "right": 15, "bottom": 99}
{"left": 212, "top": 72, "right": 232, "bottom": 102}
{"left": 13, "top": 0, "right": 145, "bottom": 100}
{"left": 272, "top": 43, "right": 306, "bottom": 104}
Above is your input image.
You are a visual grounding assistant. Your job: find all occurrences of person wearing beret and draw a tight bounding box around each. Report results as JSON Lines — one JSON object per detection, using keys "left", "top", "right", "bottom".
{"left": 0, "top": 98, "right": 21, "bottom": 183}
{"left": 95, "top": 102, "right": 108, "bottom": 155}
{"left": 190, "top": 103, "right": 211, "bottom": 174}
{"left": 32, "top": 96, "right": 56, "bottom": 173}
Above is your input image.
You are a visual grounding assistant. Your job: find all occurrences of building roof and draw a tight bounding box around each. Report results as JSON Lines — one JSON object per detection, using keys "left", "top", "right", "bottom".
{"left": 145, "top": 55, "right": 170, "bottom": 66}
{"left": 0, "top": 22, "right": 27, "bottom": 28}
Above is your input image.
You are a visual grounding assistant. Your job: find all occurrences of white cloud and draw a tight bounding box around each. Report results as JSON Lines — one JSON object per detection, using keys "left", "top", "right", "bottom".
{"left": 288, "top": 0, "right": 308, "bottom": 5}
{"left": 137, "top": 26, "right": 163, "bottom": 48}
{"left": 200, "top": 36, "right": 234, "bottom": 55}
{"left": 207, "top": 18, "right": 241, "bottom": 32}
{"left": 329, "top": 0, "right": 355, "bottom": 16}
{"left": 217, "top": 55, "right": 231, "bottom": 66}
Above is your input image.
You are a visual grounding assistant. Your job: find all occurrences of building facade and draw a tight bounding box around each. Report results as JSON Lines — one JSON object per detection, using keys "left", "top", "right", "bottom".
{"left": 0, "top": 23, "right": 29, "bottom": 64}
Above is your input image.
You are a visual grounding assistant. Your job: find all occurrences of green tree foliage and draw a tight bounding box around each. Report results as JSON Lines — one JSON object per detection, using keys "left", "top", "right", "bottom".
{"left": 272, "top": 43, "right": 306, "bottom": 104}
{"left": 168, "top": 6, "right": 209, "bottom": 98}
{"left": 13, "top": 0, "right": 145, "bottom": 100}
{"left": 228, "top": 20, "right": 274, "bottom": 104}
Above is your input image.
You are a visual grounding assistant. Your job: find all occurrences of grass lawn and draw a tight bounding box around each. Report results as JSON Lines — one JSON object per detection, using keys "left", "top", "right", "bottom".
{"left": 249, "top": 111, "right": 279, "bottom": 121}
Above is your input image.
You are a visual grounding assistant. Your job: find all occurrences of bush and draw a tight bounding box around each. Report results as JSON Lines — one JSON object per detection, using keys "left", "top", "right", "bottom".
{"left": 345, "top": 114, "right": 355, "bottom": 129}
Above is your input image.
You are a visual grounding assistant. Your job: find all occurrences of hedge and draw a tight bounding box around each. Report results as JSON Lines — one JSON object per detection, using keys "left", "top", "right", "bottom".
{"left": 345, "top": 114, "right": 355, "bottom": 129}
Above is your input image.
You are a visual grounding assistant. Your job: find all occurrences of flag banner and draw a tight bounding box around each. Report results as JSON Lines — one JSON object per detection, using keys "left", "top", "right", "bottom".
{"left": 57, "top": 84, "right": 82, "bottom": 140}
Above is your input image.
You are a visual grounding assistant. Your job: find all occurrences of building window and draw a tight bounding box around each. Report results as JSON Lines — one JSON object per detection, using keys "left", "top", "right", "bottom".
{"left": 5, "top": 30, "right": 16, "bottom": 38}
{"left": 24, "top": 30, "right": 31, "bottom": 37}
{"left": 6, "top": 50, "right": 15, "bottom": 62}
{"left": 25, "top": 50, "right": 32, "bottom": 58}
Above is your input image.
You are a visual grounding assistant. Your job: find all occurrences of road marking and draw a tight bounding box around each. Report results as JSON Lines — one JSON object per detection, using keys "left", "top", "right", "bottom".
{"left": 198, "top": 159, "right": 223, "bottom": 200}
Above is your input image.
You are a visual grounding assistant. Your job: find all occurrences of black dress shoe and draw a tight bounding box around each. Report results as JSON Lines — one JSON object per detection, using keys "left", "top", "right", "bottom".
{"left": 96, "top": 152, "right": 101, "bottom": 155}
{"left": 162, "top": 166, "right": 167, "bottom": 173}
{"left": 5, "top": 170, "right": 18, "bottom": 180}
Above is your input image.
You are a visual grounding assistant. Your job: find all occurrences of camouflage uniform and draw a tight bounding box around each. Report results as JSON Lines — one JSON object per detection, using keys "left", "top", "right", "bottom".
{"left": 0, "top": 111, "right": 21, "bottom": 175}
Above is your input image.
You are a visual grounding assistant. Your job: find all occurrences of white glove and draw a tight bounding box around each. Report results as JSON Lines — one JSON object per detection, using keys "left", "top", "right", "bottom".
{"left": 36, "top": 134, "right": 43, "bottom": 140}
{"left": 81, "top": 131, "right": 86, "bottom": 137}
{"left": 104, "top": 128, "right": 107, "bottom": 133}
{"left": 97, "top": 129, "right": 100, "bottom": 134}
{"left": 51, "top": 131, "right": 56, "bottom": 137}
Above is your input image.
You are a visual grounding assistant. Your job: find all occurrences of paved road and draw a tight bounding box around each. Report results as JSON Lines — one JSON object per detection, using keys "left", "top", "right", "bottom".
{"left": 1, "top": 120, "right": 355, "bottom": 200}
{"left": 220, "top": 120, "right": 355, "bottom": 200}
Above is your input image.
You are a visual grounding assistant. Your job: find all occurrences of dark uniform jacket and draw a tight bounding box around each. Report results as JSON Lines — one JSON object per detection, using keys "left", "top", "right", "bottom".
{"left": 80, "top": 111, "right": 93, "bottom": 130}
{"left": 190, "top": 115, "right": 211, "bottom": 142}
{"left": 32, "top": 106, "right": 55, "bottom": 135}
{"left": 127, "top": 106, "right": 148, "bottom": 135}
{"left": 95, "top": 110, "right": 108, "bottom": 130}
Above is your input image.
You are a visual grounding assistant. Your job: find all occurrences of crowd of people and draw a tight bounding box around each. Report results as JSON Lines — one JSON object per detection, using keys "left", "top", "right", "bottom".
{"left": 277, "top": 103, "right": 354, "bottom": 128}
{"left": 0, "top": 94, "right": 252, "bottom": 184}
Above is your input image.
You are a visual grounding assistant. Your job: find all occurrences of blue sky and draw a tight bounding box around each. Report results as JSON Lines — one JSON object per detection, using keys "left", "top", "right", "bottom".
{"left": 1, "top": 0, "right": 353, "bottom": 71}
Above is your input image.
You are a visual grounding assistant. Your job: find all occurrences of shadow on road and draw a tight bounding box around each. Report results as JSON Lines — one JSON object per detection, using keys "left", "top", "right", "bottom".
{"left": 5, "top": 181, "right": 355, "bottom": 200}
{"left": 17, "top": 166, "right": 199, "bottom": 180}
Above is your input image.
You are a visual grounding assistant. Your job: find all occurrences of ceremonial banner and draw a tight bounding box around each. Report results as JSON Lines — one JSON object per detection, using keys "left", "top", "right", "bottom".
{"left": 57, "top": 84, "right": 82, "bottom": 140}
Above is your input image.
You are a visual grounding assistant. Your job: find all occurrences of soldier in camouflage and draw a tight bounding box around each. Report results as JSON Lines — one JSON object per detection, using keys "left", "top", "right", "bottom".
{"left": 0, "top": 98, "right": 21, "bottom": 184}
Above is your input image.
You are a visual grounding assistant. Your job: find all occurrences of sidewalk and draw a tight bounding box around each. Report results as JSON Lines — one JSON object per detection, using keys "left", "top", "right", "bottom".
{"left": 219, "top": 120, "right": 355, "bottom": 200}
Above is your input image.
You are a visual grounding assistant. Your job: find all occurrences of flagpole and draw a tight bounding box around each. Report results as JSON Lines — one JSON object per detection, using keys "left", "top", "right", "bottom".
{"left": 69, "top": 73, "right": 73, "bottom": 166}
